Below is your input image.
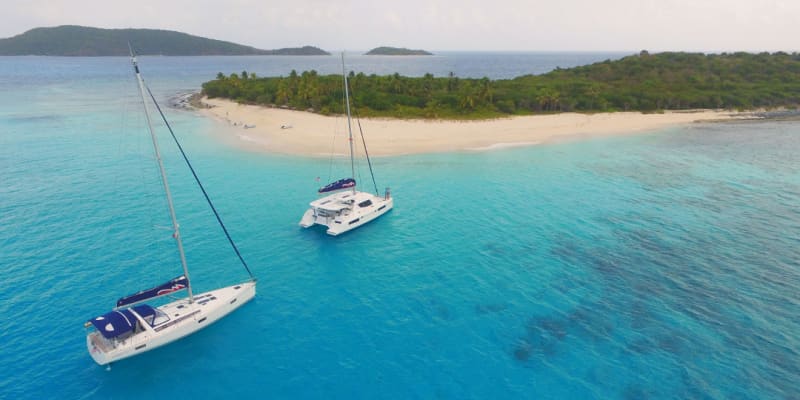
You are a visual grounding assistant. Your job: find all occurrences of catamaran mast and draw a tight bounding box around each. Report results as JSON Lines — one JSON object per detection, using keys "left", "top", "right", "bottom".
{"left": 342, "top": 53, "right": 356, "bottom": 194}
{"left": 130, "top": 49, "right": 194, "bottom": 302}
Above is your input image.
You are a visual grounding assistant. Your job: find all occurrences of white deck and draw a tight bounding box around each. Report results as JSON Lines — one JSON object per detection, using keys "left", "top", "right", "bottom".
{"left": 86, "top": 281, "right": 256, "bottom": 365}
{"left": 299, "top": 190, "right": 393, "bottom": 235}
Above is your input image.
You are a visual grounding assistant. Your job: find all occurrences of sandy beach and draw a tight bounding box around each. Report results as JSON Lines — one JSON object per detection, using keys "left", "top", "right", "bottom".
{"left": 198, "top": 97, "right": 747, "bottom": 156}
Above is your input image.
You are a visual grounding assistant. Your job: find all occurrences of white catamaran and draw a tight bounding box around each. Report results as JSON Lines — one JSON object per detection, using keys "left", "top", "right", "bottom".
{"left": 299, "top": 56, "right": 394, "bottom": 235}
{"left": 85, "top": 50, "right": 256, "bottom": 366}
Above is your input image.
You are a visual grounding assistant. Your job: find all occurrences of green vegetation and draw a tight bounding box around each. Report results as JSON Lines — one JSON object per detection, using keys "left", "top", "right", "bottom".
{"left": 264, "top": 46, "right": 329, "bottom": 56}
{"left": 0, "top": 25, "right": 330, "bottom": 56}
{"left": 365, "top": 47, "right": 433, "bottom": 56}
{"left": 201, "top": 51, "right": 800, "bottom": 119}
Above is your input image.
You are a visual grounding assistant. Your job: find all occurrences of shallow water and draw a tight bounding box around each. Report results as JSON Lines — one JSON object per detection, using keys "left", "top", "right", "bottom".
{"left": 1, "top": 54, "right": 798, "bottom": 399}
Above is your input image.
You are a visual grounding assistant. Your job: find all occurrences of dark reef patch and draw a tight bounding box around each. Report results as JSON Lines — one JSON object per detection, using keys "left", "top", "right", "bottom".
{"left": 513, "top": 339, "right": 532, "bottom": 361}
{"left": 475, "top": 303, "right": 508, "bottom": 315}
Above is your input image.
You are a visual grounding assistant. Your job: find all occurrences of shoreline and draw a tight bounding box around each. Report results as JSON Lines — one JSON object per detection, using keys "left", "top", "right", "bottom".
{"left": 196, "top": 97, "right": 754, "bottom": 157}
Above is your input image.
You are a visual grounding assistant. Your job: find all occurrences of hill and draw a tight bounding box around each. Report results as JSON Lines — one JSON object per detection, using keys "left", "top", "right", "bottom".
{"left": 0, "top": 26, "right": 330, "bottom": 56}
{"left": 365, "top": 47, "right": 432, "bottom": 56}
{"left": 201, "top": 51, "right": 800, "bottom": 119}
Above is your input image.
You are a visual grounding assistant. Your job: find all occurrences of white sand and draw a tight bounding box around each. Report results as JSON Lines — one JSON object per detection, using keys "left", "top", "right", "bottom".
{"left": 198, "top": 97, "right": 747, "bottom": 156}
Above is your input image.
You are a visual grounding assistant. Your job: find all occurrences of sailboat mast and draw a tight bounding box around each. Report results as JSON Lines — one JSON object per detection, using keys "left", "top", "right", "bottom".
{"left": 342, "top": 53, "right": 356, "bottom": 193}
{"left": 130, "top": 52, "right": 194, "bottom": 303}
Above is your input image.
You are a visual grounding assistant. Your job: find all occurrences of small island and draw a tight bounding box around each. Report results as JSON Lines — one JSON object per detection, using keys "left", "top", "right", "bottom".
{"left": 0, "top": 25, "right": 330, "bottom": 56}
{"left": 192, "top": 50, "right": 800, "bottom": 156}
{"left": 201, "top": 51, "right": 800, "bottom": 119}
{"left": 365, "top": 46, "right": 433, "bottom": 56}
{"left": 264, "top": 46, "right": 329, "bottom": 56}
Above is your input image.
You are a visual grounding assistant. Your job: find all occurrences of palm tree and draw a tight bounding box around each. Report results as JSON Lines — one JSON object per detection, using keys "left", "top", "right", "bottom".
{"left": 447, "top": 71, "right": 458, "bottom": 92}
{"left": 422, "top": 73, "right": 434, "bottom": 100}
{"left": 585, "top": 85, "right": 600, "bottom": 110}
{"left": 275, "top": 81, "right": 289, "bottom": 105}
{"left": 478, "top": 77, "right": 492, "bottom": 105}
{"left": 459, "top": 82, "right": 476, "bottom": 110}
{"left": 535, "top": 88, "right": 561, "bottom": 111}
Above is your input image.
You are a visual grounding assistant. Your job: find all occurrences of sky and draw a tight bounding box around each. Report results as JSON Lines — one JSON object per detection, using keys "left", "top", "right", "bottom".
{"left": 2, "top": 0, "right": 799, "bottom": 52}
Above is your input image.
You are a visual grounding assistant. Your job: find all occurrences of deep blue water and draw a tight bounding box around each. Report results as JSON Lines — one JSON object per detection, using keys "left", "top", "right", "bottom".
{"left": 1, "top": 54, "right": 798, "bottom": 399}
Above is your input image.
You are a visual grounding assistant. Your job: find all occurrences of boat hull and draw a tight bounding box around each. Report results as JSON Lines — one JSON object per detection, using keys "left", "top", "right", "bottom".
{"left": 299, "top": 191, "right": 393, "bottom": 236}
{"left": 87, "top": 281, "right": 256, "bottom": 365}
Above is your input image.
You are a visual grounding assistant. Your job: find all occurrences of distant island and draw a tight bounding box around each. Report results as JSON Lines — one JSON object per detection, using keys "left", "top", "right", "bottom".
{"left": 202, "top": 51, "right": 800, "bottom": 119}
{"left": 0, "top": 25, "right": 330, "bottom": 56}
{"left": 262, "top": 46, "right": 330, "bottom": 56}
{"left": 365, "top": 47, "right": 433, "bottom": 56}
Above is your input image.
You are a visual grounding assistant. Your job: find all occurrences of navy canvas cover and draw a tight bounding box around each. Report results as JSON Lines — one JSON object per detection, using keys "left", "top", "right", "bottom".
{"left": 89, "top": 309, "right": 137, "bottom": 339}
{"left": 318, "top": 178, "right": 355, "bottom": 193}
{"left": 132, "top": 304, "right": 156, "bottom": 320}
{"left": 116, "top": 275, "right": 188, "bottom": 308}
{"left": 132, "top": 304, "right": 158, "bottom": 327}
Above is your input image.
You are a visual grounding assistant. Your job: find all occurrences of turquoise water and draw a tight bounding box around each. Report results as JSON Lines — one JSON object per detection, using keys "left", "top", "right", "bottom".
{"left": 1, "top": 55, "right": 799, "bottom": 399}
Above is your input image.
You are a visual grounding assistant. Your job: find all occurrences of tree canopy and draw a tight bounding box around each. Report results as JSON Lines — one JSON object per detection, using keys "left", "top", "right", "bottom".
{"left": 201, "top": 52, "right": 800, "bottom": 119}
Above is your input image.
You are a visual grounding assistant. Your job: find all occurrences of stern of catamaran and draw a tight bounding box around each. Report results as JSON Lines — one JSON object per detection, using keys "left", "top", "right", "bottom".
{"left": 299, "top": 208, "right": 319, "bottom": 228}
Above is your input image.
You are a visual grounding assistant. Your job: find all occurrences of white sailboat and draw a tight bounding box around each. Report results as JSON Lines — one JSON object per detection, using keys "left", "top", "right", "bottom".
{"left": 84, "top": 49, "right": 256, "bottom": 366}
{"left": 299, "top": 56, "right": 394, "bottom": 235}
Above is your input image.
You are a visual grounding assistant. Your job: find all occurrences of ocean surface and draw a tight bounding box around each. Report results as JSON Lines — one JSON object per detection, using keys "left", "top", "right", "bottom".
{"left": 1, "top": 53, "right": 798, "bottom": 399}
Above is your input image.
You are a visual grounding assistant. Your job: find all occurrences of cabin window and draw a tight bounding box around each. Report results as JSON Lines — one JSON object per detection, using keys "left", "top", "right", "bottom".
{"left": 378, "top": 205, "right": 386, "bottom": 211}
{"left": 358, "top": 200, "right": 373, "bottom": 208}
{"left": 349, "top": 218, "right": 361, "bottom": 225}
{"left": 150, "top": 309, "right": 170, "bottom": 326}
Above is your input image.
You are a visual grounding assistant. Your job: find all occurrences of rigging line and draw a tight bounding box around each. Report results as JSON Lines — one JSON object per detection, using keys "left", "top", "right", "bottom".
{"left": 327, "top": 103, "right": 340, "bottom": 184}
{"left": 144, "top": 85, "right": 255, "bottom": 280}
{"left": 354, "top": 114, "right": 377, "bottom": 196}
{"left": 342, "top": 58, "right": 355, "bottom": 187}
{"left": 348, "top": 84, "right": 380, "bottom": 196}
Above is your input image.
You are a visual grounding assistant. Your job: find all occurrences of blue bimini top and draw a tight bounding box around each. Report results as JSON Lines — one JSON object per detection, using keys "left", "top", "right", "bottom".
{"left": 88, "top": 304, "right": 157, "bottom": 339}
{"left": 89, "top": 309, "right": 137, "bottom": 339}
